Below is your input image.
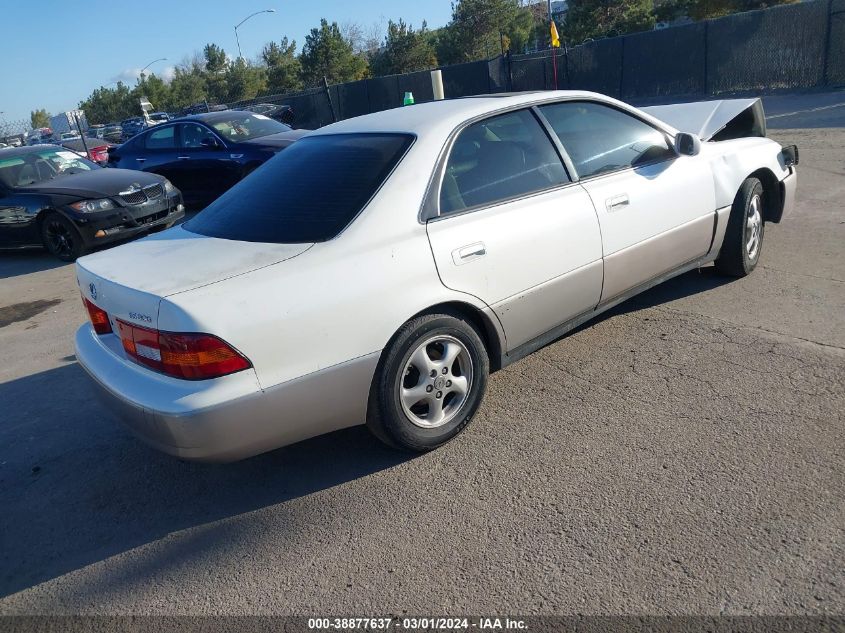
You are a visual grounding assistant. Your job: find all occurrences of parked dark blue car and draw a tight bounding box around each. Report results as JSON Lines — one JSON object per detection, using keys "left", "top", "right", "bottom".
{"left": 108, "top": 111, "right": 308, "bottom": 208}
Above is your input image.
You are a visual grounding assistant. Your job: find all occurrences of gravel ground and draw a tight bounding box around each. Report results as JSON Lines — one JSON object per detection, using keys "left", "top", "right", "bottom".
{"left": 0, "top": 96, "right": 842, "bottom": 618}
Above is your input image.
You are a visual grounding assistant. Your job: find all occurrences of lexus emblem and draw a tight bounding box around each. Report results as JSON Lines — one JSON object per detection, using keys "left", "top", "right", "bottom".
{"left": 89, "top": 283, "right": 97, "bottom": 300}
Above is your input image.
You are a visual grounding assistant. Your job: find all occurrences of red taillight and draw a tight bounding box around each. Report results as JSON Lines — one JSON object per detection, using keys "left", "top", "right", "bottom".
{"left": 90, "top": 145, "right": 109, "bottom": 162}
{"left": 116, "top": 319, "right": 251, "bottom": 380}
{"left": 82, "top": 297, "right": 113, "bottom": 334}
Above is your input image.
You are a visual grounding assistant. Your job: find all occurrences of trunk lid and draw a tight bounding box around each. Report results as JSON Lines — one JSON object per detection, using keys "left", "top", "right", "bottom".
{"left": 241, "top": 128, "right": 309, "bottom": 149}
{"left": 76, "top": 225, "right": 312, "bottom": 331}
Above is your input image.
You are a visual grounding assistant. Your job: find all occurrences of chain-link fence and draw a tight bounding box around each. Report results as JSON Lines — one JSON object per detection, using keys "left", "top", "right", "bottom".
{"left": 0, "top": 119, "right": 32, "bottom": 146}
{"left": 225, "top": 0, "right": 842, "bottom": 130}
{"left": 825, "top": 0, "right": 845, "bottom": 86}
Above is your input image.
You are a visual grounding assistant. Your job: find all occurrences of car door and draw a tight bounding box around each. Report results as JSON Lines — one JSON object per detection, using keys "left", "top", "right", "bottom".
{"left": 425, "top": 108, "right": 604, "bottom": 351}
{"left": 176, "top": 122, "right": 241, "bottom": 206}
{"left": 135, "top": 124, "right": 182, "bottom": 186}
{"left": 0, "top": 184, "right": 32, "bottom": 246}
{"left": 537, "top": 100, "right": 715, "bottom": 303}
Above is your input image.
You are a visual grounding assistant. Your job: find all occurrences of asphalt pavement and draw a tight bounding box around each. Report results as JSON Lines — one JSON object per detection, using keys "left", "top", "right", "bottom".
{"left": 0, "top": 93, "right": 843, "bottom": 618}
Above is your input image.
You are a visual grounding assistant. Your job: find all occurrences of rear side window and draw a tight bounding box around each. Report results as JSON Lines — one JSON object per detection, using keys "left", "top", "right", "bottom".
{"left": 144, "top": 126, "right": 176, "bottom": 150}
{"left": 184, "top": 133, "right": 413, "bottom": 243}
{"left": 538, "top": 101, "right": 674, "bottom": 178}
{"left": 439, "top": 109, "right": 569, "bottom": 214}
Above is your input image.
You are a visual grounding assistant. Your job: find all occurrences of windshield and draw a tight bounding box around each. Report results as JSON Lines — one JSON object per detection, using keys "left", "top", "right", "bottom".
{"left": 0, "top": 148, "right": 99, "bottom": 188}
{"left": 185, "top": 133, "right": 413, "bottom": 243}
{"left": 208, "top": 112, "right": 291, "bottom": 141}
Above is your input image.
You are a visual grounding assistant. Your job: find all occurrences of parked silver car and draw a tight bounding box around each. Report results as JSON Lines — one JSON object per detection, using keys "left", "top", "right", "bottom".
{"left": 75, "top": 90, "right": 797, "bottom": 461}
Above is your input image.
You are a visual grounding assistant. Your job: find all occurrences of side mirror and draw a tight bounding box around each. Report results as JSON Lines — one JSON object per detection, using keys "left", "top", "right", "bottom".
{"left": 781, "top": 144, "right": 799, "bottom": 167}
{"left": 675, "top": 132, "right": 701, "bottom": 157}
{"left": 200, "top": 136, "right": 219, "bottom": 148}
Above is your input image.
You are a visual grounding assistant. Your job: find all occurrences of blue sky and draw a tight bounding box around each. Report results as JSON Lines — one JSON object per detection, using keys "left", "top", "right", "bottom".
{"left": 0, "top": 0, "right": 454, "bottom": 125}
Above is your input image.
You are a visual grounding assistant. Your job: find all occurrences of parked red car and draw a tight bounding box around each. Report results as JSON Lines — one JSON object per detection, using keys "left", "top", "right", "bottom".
{"left": 59, "top": 137, "right": 114, "bottom": 165}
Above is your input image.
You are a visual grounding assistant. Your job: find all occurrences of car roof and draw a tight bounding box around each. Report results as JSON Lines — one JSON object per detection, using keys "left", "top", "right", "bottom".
{"left": 309, "top": 91, "right": 604, "bottom": 139}
{"left": 0, "top": 144, "right": 62, "bottom": 157}
{"left": 177, "top": 110, "right": 255, "bottom": 123}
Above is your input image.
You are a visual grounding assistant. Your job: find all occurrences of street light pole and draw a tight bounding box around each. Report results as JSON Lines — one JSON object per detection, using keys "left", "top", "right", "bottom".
{"left": 234, "top": 9, "right": 276, "bottom": 59}
{"left": 139, "top": 57, "right": 167, "bottom": 82}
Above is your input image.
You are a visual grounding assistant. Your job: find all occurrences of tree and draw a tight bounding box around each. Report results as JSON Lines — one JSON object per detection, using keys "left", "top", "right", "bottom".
{"left": 683, "top": 0, "right": 797, "bottom": 21}
{"left": 341, "top": 20, "right": 384, "bottom": 57}
{"left": 135, "top": 73, "right": 173, "bottom": 113}
{"left": 370, "top": 20, "right": 438, "bottom": 76}
{"left": 300, "top": 18, "right": 369, "bottom": 87}
{"left": 563, "top": 0, "right": 656, "bottom": 42}
{"left": 262, "top": 38, "right": 303, "bottom": 94}
{"left": 437, "top": 0, "right": 531, "bottom": 64}
{"left": 169, "top": 61, "right": 208, "bottom": 108}
{"left": 30, "top": 109, "right": 51, "bottom": 128}
{"left": 203, "top": 43, "right": 228, "bottom": 73}
{"left": 222, "top": 58, "right": 268, "bottom": 102}
{"left": 78, "top": 83, "right": 135, "bottom": 124}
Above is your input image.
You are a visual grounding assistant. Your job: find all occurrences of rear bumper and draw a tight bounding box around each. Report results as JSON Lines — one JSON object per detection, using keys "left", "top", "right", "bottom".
{"left": 74, "top": 325, "right": 378, "bottom": 462}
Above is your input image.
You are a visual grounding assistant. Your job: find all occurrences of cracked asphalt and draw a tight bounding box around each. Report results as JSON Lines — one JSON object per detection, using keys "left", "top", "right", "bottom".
{"left": 0, "top": 95, "right": 843, "bottom": 617}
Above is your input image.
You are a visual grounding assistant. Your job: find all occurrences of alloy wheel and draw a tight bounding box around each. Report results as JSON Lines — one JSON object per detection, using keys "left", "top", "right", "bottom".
{"left": 45, "top": 219, "right": 75, "bottom": 258}
{"left": 746, "top": 194, "right": 762, "bottom": 260}
{"left": 399, "top": 335, "right": 474, "bottom": 429}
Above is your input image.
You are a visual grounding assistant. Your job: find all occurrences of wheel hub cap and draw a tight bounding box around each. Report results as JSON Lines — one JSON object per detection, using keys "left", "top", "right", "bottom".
{"left": 400, "top": 335, "right": 473, "bottom": 429}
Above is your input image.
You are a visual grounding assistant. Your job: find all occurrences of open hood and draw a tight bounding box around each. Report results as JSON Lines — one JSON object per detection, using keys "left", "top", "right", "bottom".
{"left": 642, "top": 98, "right": 766, "bottom": 142}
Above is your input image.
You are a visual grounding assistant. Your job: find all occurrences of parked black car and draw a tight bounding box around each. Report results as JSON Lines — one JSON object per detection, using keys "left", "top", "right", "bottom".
{"left": 103, "top": 124, "right": 124, "bottom": 143}
{"left": 179, "top": 102, "right": 229, "bottom": 116}
{"left": 244, "top": 103, "right": 295, "bottom": 126}
{"left": 107, "top": 111, "right": 308, "bottom": 208}
{"left": 0, "top": 145, "right": 184, "bottom": 261}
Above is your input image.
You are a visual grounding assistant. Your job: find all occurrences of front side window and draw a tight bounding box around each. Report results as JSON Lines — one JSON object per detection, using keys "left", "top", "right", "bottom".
{"left": 179, "top": 123, "right": 217, "bottom": 149}
{"left": 439, "top": 109, "right": 569, "bottom": 214}
{"left": 538, "top": 101, "right": 674, "bottom": 179}
{"left": 144, "top": 126, "right": 176, "bottom": 150}
{"left": 184, "top": 133, "right": 413, "bottom": 243}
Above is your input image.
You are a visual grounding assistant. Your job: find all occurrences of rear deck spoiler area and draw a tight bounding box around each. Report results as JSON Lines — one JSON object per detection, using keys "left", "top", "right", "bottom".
{"left": 642, "top": 98, "right": 766, "bottom": 141}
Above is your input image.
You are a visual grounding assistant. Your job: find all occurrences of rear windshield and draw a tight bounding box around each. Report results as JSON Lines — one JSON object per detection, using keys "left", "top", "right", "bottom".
{"left": 184, "top": 133, "right": 414, "bottom": 243}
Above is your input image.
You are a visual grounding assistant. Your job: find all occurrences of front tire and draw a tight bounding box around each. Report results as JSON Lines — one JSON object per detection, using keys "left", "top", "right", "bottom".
{"left": 40, "top": 212, "right": 87, "bottom": 262}
{"left": 367, "top": 312, "right": 489, "bottom": 452}
{"left": 715, "top": 177, "right": 764, "bottom": 277}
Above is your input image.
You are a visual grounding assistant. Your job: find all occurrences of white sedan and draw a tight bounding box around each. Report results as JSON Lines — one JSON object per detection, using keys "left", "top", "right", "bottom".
{"left": 74, "top": 90, "right": 798, "bottom": 461}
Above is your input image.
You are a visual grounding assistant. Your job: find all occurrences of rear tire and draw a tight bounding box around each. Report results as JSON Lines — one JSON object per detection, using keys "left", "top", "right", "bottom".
{"left": 715, "top": 177, "right": 764, "bottom": 277}
{"left": 40, "top": 212, "right": 87, "bottom": 262}
{"left": 367, "top": 312, "right": 489, "bottom": 452}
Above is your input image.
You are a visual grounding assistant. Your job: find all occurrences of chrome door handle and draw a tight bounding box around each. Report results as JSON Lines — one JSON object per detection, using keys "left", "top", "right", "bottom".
{"left": 452, "top": 242, "right": 486, "bottom": 265}
{"left": 606, "top": 194, "right": 630, "bottom": 212}
{"left": 135, "top": 158, "right": 146, "bottom": 163}
{"left": 177, "top": 156, "right": 190, "bottom": 160}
